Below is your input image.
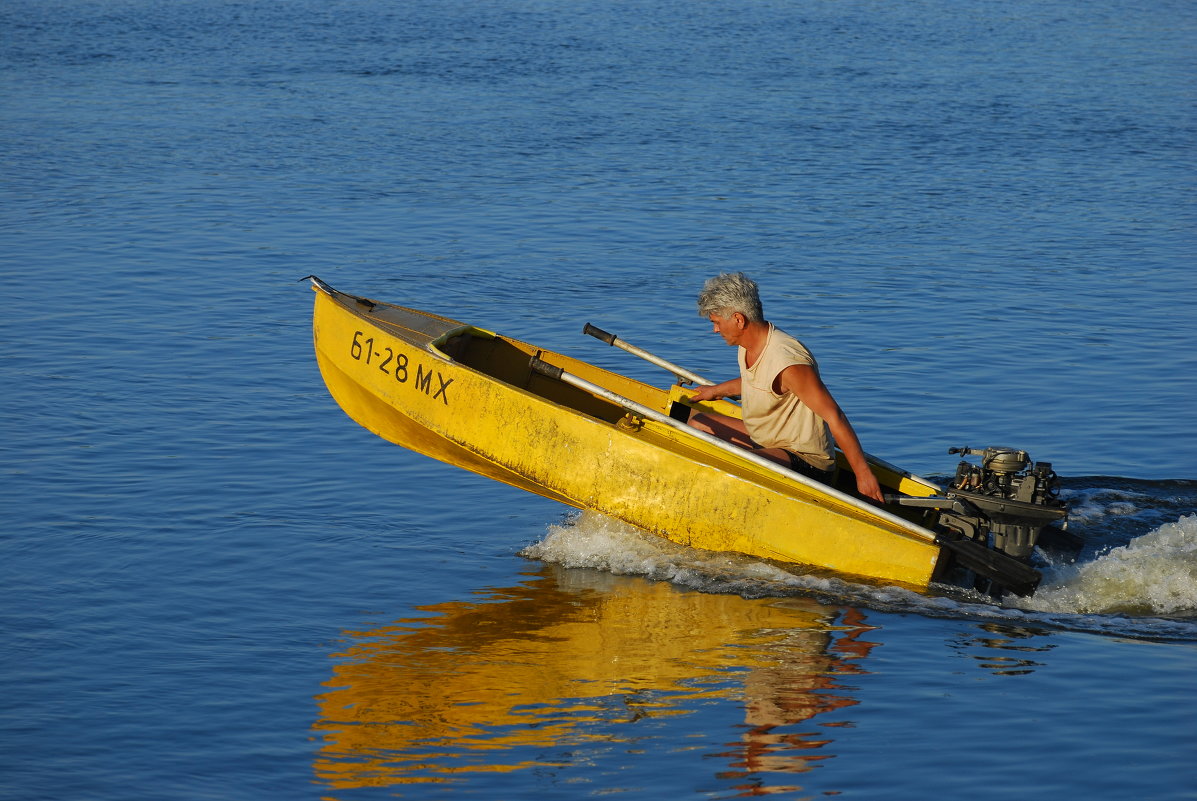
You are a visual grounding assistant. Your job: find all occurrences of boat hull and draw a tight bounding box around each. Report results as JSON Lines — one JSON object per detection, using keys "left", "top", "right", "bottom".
{"left": 311, "top": 283, "right": 945, "bottom": 589}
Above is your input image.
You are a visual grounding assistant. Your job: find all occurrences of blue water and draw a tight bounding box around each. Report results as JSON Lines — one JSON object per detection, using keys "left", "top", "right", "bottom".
{"left": 2, "top": 0, "right": 1195, "bottom": 799}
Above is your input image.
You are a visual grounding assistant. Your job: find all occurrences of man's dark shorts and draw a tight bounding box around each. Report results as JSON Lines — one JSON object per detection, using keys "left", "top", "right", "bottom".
{"left": 785, "top": 451, "right": 836, "bottom": 486}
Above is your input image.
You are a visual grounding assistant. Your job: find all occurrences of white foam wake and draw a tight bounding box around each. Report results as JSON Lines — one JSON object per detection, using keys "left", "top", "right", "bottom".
{"left": 521, "top": 511, "right": 809, "bottom": 597}
{"left": 522, "top": 511, "right": 964, "bottom": 609}
{"left": 1017, "top": 514, "right": 1197, "bottom": 617}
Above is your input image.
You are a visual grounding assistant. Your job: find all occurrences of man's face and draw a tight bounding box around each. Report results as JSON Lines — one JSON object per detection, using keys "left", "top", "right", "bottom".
{"left": 708, "top": 312, "right": 745, "bottom": 346}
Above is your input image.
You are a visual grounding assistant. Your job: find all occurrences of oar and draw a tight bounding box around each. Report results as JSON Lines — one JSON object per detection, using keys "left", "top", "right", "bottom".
{"left": 529, "top": 355, "right": 936, "bottom": 543}
{"left": 583, "top": 323, "right": 714, "bottom": 386}
{"left": 529, "top": 355, "right": 1042, "bottom": 597}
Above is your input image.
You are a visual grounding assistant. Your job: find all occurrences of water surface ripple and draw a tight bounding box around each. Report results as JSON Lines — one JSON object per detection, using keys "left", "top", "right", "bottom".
{"left": 2, "top": 1, "right": 1194, "bottom": 799}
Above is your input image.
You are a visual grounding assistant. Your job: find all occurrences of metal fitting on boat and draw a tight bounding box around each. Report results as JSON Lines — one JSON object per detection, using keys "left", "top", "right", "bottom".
{"left": 616, "top": 413, "right": 644, "bottom": 432}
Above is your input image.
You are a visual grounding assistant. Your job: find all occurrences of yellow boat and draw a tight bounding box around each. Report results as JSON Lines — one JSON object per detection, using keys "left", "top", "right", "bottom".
{"left": 306, "top": 277, "right": 1067, "bottom": 596}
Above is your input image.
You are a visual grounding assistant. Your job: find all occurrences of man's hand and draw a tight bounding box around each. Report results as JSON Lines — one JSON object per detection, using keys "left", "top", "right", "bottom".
{"left": 689, "top": 378, "right": 740, "bottom": 404}
{"left": 854, "top": 467, "right": 886, "bottom": 505}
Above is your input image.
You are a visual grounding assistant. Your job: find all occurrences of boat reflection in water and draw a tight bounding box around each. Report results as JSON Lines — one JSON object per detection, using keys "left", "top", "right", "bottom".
{"left": 312, "top": 566, "right": 879, "bottom": 795}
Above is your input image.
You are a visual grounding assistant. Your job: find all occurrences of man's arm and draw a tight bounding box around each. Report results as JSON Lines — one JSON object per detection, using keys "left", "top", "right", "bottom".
{"left": 689, "top": 376, "right": 742, "bottom": 403}
{"left": 776, "top": 365, "right": 885, "bottom": 504}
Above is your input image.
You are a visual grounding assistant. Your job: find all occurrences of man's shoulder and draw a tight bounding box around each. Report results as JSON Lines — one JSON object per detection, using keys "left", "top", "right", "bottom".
{"left": 769, "top": 327, "right": 815, "bottom": 363}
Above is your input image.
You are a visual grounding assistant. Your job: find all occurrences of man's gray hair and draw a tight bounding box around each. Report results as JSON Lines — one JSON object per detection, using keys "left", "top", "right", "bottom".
{"left": 696, "top": 272, "right": 764, "bottom": 322}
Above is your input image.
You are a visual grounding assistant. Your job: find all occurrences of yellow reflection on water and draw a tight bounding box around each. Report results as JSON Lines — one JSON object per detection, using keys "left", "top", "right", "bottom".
{"left": 313, "top": 566, "right": 877, "bottom": 795}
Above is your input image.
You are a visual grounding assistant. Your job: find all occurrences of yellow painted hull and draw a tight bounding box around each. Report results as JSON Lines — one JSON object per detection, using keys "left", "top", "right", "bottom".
{"left": 311, "top": 282, "right": 947, "bottom": 589}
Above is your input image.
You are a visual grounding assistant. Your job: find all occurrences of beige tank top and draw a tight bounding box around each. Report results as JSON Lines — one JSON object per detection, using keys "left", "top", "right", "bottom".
{"left": 737, "top": 325, "right": 835, "bottom": 470}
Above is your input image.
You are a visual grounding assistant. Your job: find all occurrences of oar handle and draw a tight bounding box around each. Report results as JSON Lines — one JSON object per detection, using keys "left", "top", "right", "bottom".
{"left": 581, "top": 323, "right": 714, "bottom": 386}
{"left": 583, "top": 323, "right": 617, "bottom": 346}
{"left": 529, "top": 355, "right": 565, "bottom": 381}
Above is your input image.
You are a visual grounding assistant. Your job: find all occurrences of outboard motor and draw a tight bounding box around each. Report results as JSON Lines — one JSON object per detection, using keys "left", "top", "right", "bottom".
{"left": 885, "top": 446, "right": 1072, "bottom": 596}
{"left": 944, "top": 447, "right": 1067, "bottom": 559}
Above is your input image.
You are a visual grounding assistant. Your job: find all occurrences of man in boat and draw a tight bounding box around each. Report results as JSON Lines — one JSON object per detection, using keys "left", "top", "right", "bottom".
{"left": 688, "top": 272, "right": 886, "bottom": 504}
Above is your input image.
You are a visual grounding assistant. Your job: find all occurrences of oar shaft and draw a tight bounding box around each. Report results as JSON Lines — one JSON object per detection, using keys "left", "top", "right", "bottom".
{"left": 583, "top": 323, "right": 713, "bottom": 386}
{"left": 528, "top": 356, "right": 938, "bottom": 544}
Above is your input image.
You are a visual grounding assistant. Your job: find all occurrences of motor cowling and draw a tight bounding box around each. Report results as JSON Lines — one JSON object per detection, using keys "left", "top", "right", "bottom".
{"left": 944, "top": 447, "right": 1067, "bottom": 559}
